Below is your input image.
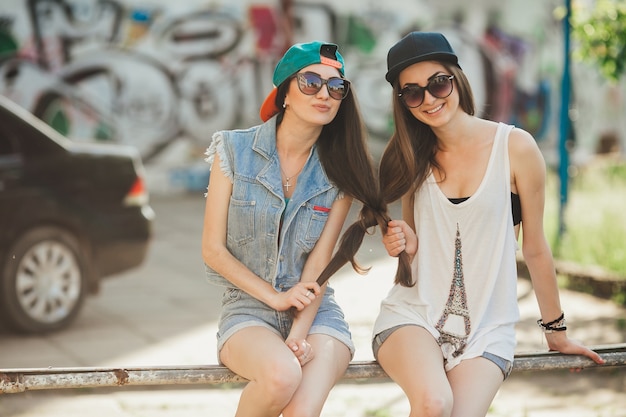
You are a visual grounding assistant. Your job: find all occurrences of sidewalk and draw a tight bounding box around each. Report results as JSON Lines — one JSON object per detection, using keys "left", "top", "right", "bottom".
{"left": 1, "top": 195, "right": 625, "bottom": 417}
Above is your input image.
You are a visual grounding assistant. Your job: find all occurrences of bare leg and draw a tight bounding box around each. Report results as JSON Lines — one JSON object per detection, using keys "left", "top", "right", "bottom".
{"left": 220, "top": 326, "right": 302, "bottom": 417}
{"left": 282, "top": 333, "right": 351, "bottom": 417}
{"left": 377, "top": 326, "right": 453, "bottom": 417}
{"left": 447, "top": 357, "right": 504, "bottom": 417}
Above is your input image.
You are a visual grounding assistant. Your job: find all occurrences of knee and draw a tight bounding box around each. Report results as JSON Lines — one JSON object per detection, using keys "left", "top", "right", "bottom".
{"left": 410, "top": 390, "right": 453, "bottom": 417}
{"left": 260, "top": 360, "right": 303, "bottom": 400}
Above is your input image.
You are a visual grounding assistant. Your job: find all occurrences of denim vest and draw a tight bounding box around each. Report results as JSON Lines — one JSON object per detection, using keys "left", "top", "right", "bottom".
{"left": 205, "top": 117, "right": 340, "bottom": 290}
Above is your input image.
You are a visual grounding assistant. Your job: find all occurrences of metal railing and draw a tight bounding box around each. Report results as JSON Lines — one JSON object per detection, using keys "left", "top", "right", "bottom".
{"left": 2, "top": 344, "right": 625, "bottom": 394}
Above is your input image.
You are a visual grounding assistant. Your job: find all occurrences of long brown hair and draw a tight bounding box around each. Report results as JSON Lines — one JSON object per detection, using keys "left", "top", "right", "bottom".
{"left": 311, "top": 61, "right": 477, "bottom": 288}
{"left": 276, "top": 77, "right": 413, "bottom": 287}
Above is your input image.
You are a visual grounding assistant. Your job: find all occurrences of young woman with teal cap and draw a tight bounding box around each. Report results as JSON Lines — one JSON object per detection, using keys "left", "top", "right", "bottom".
{"left": 202, "top": 41, "right": 385, "bottom": 417}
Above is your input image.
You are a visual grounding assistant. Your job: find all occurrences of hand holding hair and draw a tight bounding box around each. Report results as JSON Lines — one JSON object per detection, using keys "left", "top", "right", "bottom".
{"left": 315, "top": 204, "right": 413, "bottom": 287}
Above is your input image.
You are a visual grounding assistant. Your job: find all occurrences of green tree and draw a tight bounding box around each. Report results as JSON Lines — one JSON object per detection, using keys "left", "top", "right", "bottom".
{"left": 571, "top": 0, "right": 626, "bottom": 82}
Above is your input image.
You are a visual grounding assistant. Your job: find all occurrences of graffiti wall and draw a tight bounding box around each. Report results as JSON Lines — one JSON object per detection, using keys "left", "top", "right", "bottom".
{"left": 0, "top": 0, "right": 623, "bottom": 192}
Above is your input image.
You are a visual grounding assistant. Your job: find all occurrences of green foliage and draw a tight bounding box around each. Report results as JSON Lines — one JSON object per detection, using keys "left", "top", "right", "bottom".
{"left": 571, "top": 0, "right": 626, "bottom": 82}
{"left": 545, "top": 160, "right": 626, "bottom": 277}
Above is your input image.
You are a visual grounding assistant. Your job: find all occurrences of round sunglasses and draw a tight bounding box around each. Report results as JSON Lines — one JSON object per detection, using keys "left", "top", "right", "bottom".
{"left": 296, "top": 72, "right": 350, "bottom": 100}
{"left": 398, "top": 74, "right": 455, "bottom": 108}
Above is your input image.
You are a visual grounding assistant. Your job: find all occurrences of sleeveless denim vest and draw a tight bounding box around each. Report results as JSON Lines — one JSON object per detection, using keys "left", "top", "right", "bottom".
{"left": 204, "top": 117, "right": 340, "bottom": 290}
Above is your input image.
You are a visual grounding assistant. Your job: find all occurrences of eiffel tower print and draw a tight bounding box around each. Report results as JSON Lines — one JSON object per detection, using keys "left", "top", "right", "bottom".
{"left": 435, "top": 223, "right": 471, "bottom": 358}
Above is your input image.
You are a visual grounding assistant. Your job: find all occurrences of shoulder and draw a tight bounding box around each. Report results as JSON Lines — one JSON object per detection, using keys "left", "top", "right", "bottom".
{"left": 217, "top": 124, "right": 261, "bottom": 144}
{"left": 507, "top": 126, "right": 543, "bottom": 162}
{"left": 508, "top": 126, "right": 537, "bottom": 151}
{"left": 506, "top": 126, "right": 547, "bottom": 189}
{"left": 213, "top": 124, "right": 267, "bottom": 155}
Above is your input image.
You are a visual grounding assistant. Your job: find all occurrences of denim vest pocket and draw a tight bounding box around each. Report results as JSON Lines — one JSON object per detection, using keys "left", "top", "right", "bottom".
{"left": 228, "top": 198, "right": 256, "bottom": 246}
{"left": 295, "top": 202, "right": 330, "bottom": 251}
{"left": 221, "top": 288, "right": 242, "bottom": 307}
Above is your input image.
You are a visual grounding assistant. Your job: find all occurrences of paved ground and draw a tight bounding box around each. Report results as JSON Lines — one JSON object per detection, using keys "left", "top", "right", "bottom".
{"left": 1, "top": 192, "right": 625, "bottom": 417}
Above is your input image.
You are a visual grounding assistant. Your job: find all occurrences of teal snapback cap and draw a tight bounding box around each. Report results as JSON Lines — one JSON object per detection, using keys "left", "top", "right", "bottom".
{"left": 260, "top": 41, "right": 345, "bottom": 122}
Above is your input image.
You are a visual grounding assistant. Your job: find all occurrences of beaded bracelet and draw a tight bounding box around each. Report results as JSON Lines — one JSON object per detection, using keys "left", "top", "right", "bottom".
{"left": 537, "top": 312, "right": 567, "bottom": 333}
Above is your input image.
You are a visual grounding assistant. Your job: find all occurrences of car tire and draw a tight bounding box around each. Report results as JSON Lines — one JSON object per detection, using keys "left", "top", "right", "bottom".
{"left": 0, "top": 226, "right": 88, "bottom": 334}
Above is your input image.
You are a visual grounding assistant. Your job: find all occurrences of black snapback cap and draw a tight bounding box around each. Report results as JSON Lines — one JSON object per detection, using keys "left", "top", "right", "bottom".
{"left": 385, "top": 31, "right": 460, "bottom": 84}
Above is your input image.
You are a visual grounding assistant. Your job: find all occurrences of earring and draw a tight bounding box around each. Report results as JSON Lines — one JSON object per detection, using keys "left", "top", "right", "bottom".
{"left": 282, "top": 103, "right": 287, "bottom": 109}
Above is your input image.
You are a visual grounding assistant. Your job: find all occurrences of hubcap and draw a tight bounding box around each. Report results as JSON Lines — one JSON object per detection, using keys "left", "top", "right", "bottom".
{"left": 15, "top": 241, "right": 81, "bottom": 324}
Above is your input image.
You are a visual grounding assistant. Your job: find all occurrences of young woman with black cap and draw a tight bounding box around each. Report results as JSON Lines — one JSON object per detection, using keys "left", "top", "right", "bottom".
{"left": 372, "top": 31, "right": 605, "bottom": 417}
{"left": 201, "top": 41, "right": 385, "bottom": 417}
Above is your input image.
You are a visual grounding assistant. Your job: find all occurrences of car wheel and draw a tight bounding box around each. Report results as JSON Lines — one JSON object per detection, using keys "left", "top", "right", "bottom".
{"left": 0, "top": 226, "right": 88, "bottom": 334}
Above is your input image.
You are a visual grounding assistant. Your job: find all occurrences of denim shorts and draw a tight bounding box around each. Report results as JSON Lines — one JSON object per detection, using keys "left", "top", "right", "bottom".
{"left": 216, "top": 286, "right": 355, "bottom": 361}
{"left": 372, "top": 324, "right": 512, "bottom": 380}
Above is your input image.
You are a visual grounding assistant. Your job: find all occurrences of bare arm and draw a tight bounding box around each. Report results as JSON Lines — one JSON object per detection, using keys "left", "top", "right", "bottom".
{"left": 201, "top": 154, "right": 319, "bottom": 312}
{"left": 286, "top": 195, "right": 353, "bottom": 363}
{"left": 510, "top": 128, "right": 603, "bottom": 364}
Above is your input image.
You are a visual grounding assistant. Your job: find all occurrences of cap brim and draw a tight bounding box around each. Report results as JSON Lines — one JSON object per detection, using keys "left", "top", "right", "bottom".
{"left": 259, "top": 87, "right": 279, "bottom": 122}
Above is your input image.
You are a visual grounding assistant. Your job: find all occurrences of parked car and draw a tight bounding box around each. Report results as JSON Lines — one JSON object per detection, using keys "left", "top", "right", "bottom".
{"left": 0, "top": 95, "right": 154, "bottom": 334}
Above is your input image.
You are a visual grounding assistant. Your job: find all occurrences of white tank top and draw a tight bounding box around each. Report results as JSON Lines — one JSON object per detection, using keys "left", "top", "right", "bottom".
{"left": 373, "top": 123, "right": 520, "bottom": 364}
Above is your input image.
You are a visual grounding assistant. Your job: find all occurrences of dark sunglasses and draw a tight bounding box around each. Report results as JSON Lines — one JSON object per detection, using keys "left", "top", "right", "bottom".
{"left": 296, "top": 72, "right": 350, "bottom": 100}
{"left": 398, "top": 74, "right": 455, "bottom": 108}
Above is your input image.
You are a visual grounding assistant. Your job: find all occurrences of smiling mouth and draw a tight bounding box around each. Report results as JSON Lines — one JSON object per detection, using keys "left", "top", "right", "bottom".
{"left": 425, "top": 104, "right": 443, "bottom": 114}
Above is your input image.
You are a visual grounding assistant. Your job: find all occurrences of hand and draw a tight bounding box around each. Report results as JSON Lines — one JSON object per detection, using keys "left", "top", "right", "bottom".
{"left": 286, "top": 338, "right": 314, "bottom": 366}
{"left": 545, "top": 331, "right": 605, "bottom": 365}
{"left": 272, "top": 282, "right": 320, "bottom": 311}
{"left": 382, "top": 220, "right": 417, "bottom": 257}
